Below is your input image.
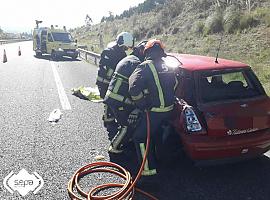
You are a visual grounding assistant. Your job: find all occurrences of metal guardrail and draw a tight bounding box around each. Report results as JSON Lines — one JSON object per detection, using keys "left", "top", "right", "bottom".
{"left": 0, "top": 39, "right": 32, "bottom": 45}
{"left": 78, "top": 48, "right": 101, "bottom": 65}
{"left": 0, "top": 40, "right": 7, "bottom": 45}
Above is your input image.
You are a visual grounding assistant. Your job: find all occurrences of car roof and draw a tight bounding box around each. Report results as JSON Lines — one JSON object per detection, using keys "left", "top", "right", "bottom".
{"left": 172, "top": 54, "right": 249, "bottom": 71}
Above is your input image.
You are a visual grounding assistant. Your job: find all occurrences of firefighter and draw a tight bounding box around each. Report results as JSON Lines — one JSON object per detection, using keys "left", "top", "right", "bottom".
{"left": 129, "top": 39, "right": 178, "bottom": 178}
{"left": 96, "top": 32, "right": 134, "bottom": 138}
{"left": 104, "top": 41, "right": 147, "bottom": 153}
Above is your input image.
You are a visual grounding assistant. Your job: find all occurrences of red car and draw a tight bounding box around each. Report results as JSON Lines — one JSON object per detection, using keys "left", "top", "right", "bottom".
{"left": 169, "top": 54, "right": 270, "bottom": 164}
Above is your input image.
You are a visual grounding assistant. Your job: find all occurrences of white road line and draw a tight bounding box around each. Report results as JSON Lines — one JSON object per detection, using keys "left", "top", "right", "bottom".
{"left": 264, "top": 151, "right": 270, "bottom": 158}
{"left": 50, "top": 61, "right": 71, "bottom": 110}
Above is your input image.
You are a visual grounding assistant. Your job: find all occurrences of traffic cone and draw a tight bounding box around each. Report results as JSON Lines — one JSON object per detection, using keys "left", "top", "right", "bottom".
{"left": 3, "top": 49, "right": 7, "bottom": 63}
{"left": 18, "top": 46, "right": 21, "bottom": 56}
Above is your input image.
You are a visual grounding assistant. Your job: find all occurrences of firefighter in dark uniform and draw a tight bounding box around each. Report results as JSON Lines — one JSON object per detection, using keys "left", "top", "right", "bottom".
{"left": 96, "top": 32, "right": 134, "bottom": 138}
{"left": 104, "top": 41, "right": 147, "bottom": 153}
{"left": 129, "top": 39, "right": 178, "bottom": 178}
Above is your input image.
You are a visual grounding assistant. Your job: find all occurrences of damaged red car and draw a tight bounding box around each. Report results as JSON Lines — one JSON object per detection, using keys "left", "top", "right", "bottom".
{"left": 169, "top": 54, "right": 270, "bottom": 165}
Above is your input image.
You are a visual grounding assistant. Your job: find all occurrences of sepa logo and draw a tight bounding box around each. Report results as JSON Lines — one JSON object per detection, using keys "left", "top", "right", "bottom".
{"left": 3, "top": 169, "right": 44, "bottom": 197}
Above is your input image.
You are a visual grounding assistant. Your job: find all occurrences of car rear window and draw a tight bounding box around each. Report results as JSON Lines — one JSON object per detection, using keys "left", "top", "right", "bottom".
{"left": 198, "top": 68, "right": 264, "bottom": 103}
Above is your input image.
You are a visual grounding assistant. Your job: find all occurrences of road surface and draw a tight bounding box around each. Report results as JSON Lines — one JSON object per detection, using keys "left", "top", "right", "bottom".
{"left": 0, "top": 41, "right": 270, "bottom": 200}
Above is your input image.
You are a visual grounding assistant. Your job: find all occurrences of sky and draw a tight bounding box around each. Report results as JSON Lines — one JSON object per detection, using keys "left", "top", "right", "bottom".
{"left": 0, "top": 0, "right": 145, "bottom": 33}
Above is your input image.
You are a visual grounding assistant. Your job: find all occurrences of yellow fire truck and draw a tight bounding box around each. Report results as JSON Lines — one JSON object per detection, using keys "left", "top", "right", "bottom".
{"left": 33, "top": 23, "right": 78, "bottom": 60}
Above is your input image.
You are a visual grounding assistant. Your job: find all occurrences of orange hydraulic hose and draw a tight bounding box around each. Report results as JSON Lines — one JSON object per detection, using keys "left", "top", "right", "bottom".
{"left": 67, "top": 112, "right": 158, "bottom": 200}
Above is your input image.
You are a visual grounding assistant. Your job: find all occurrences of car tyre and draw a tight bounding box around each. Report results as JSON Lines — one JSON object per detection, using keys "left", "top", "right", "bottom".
{"left": 36, "top": 51, "right": 42, "bottom": 57}
{"left": 71, "top": 55, "right": 78, "bottom": 60}
{"left": 51, "top": 51, "right": 58, "bottom": 61}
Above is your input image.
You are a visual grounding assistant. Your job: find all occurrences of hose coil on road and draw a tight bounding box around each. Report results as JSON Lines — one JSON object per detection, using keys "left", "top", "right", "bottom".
{"left": 67, "top": 112, "right": 158, "bottom": 200}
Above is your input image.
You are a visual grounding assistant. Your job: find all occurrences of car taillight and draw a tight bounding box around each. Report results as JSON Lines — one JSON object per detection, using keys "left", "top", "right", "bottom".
{"left": 184, "top": 107, "right": 202, "bottom": 133}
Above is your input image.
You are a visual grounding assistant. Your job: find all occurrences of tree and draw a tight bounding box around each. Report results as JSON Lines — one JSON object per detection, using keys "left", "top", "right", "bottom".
{"left": 98, "top": 31, "right": 104, "bottom": 50}
{"left": 246, "top": 0, "right": 255, "bottom": 13}
{"left": 85, "top": 14, "right": 93, "bottom": 26}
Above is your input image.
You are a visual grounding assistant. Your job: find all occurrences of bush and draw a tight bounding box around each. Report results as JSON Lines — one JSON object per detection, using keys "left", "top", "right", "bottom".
{"left": 146, "top": 30, "right": 154, "bottom": 38}
{"left": 264, "top": 14, "right": 270, "bottom": 27}
{"left": 253, "top": 8, "right": 270, "bottom": 18}
{"left": 111, "top": 26, "right": 118, "bottom": 36}
{"left": 161, "top": 0, "right": 183, "bottom": 19}
{"left": 133, "top": 28, "right": 141, "bottom": 40}
{"left": 193, "top": 21, "right": 205, "bottom": 35}
{"left": 239, "top": 13, "right": 258, "bottom": 30}
{"left": 133, "top": 26, "right": 148, "bottom": 40}
{"left": 204, "top": 10, "right": 224, "bottom": 35}
{"left": 253, "top": 8, "right": 270, "bottom": 27}
{"left": 223, "top": 6, "right": 240, "bottom": 34}
{"left": 171, "top": 27, "right": 179, "bottom": 34}
{"left": 155, "top": 26, "right": 163, "bottom": 35}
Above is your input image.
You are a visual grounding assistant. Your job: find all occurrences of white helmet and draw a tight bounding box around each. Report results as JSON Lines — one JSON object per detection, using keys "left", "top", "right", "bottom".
{"left": 116, "top": 32, "right": 134, "bottom": 48}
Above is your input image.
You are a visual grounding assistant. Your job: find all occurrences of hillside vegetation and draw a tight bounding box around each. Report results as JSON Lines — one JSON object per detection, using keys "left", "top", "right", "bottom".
{"left": 71, "top": 0, "right": 270, "bottom": 94}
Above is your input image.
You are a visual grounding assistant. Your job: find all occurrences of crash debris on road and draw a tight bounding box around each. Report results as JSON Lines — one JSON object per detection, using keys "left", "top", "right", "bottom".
{"left": 48, "top": 109, "right": 62, "bottom": 124}
{"left": 71, "top": 86, "right": 102, "bottom": 103}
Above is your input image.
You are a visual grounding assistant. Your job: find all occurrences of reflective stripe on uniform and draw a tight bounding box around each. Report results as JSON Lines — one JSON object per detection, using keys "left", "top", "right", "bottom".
{"left": 111, "top": 126, "right": 128, "bottom": 149}
{"left": 141, "top": 169, "right": 157, "bottom": 176}
{"left": 131, "top": 92, "right": 144, "bottom": 101}
{"left": 151, "top": 104, "right": 174, "bottom": 112}
{"left": 174, "top": 76, "right": 179, "bottom": 91}
{"left": 103, "top": 104, "right": 115, "bottom": 122}
{"left": 139, "top": 143, "right": 157, "bottom": 176}
{"left": 148, "top": 63, "right": 165, "bottom": 108}
{"left": 114, "top": 72, "right": 129, "bottom": 80}
{"left": 106, "top": 90, "right": 133, "bottom": 105}
{"left": 97, "top": 76, "right": 110, "bottom": 84}
{"left": 106, "top": 90, "right": 124, "bottom": 102}
{"left": 113, "top": 78, "right": 123, "bottom": 93}
{"left": 106, "top": 68, "right": 114, "bottom": 78}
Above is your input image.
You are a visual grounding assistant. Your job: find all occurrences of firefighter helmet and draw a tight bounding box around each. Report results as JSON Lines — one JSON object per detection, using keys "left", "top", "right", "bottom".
{"left": 144, "top": 39, "right": 166, "bottom": 59}
{"left": 144, "top": 39, "right": 165, "bottom": 53}
{"left": 116, "top": 32, "right": 134, "bottom": 48}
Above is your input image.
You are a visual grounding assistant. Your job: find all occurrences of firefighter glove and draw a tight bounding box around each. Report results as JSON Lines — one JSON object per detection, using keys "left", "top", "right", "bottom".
{"left": 128, "top": 109, "right": 141, "bottom": 125}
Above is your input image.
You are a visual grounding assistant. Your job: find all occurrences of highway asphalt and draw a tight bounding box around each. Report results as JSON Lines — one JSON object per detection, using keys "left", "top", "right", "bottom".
{"left": 0, "top": 41, "right": 270, "bottom": 200}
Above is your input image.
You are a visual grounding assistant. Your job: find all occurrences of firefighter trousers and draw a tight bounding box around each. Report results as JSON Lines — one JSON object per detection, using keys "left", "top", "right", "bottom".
{"left": 133, "top": 111, "right": 173, "bottom": 176}
{"left": 103, "top": 104, "right": 118, "bottom": 140}
{"left": 110, "top": 106, "right": 135, "bottom": 150}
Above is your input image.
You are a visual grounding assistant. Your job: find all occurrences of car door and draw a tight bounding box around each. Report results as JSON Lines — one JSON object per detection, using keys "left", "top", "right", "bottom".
{"left": 46, "top": 32, "right": 55, "bottom": 54}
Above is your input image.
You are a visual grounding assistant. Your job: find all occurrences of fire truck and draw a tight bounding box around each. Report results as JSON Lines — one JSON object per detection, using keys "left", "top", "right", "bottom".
{"left": 33, "top": 21, "right": 78, "bottom": 60}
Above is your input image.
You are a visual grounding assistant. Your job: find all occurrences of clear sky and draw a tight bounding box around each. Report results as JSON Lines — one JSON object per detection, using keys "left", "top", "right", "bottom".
{"left": 0, "top": 0, "right": 145, "bottom": 33}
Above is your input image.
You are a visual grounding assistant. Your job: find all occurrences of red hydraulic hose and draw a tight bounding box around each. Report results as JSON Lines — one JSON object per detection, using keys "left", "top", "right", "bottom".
{"left": 67, "top": 112, "right": 158, "bottom": 200}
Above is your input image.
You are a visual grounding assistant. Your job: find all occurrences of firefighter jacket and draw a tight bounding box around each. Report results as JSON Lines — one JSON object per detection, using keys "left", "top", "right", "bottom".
{"left": 104, "top": 55, "right": 141, "bottom": 109}
{"left": 96, "top": 44, "right": 127, "bottom": 98}
{"left": 129, "top": 59, "right": 178, "bottom": 112}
